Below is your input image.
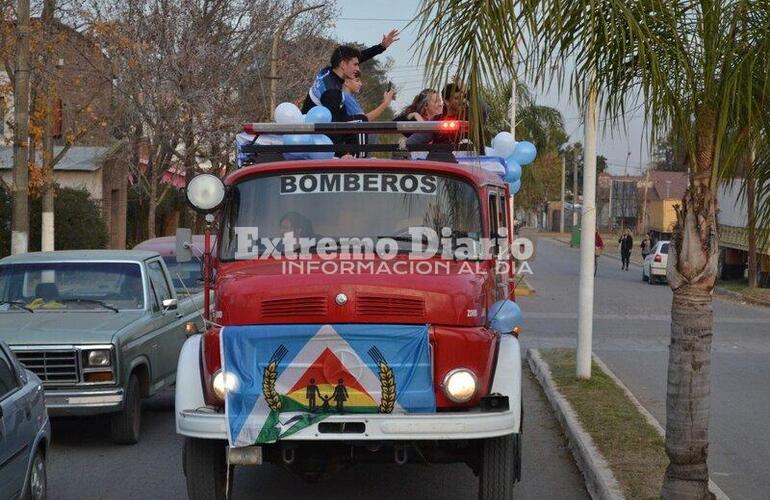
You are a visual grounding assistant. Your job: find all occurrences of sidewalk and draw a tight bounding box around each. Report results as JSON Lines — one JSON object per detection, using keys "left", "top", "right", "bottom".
{"left": 547, "top": 231, "right": 770, "bottom": 307}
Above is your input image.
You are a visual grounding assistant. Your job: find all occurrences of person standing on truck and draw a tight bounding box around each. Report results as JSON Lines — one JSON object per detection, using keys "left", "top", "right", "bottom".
{"left": 301, "top": 30, "right": 399, "bottom": 123}
{"left": 342, "top": 71, "right": 396, "bottom": 122}
{"left": 618, "top": 229, "right": 634, "bottom": 271}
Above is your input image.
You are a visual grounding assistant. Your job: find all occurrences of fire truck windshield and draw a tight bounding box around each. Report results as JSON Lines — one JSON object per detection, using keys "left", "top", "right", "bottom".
{"left": 218, "top": 171, "right": 482, "bottom": 259}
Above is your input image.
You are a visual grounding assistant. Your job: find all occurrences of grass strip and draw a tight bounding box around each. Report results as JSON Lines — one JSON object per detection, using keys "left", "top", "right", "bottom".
{"left": 539, "top": 349, "right": 667, "bottom": 500}
{"left": 717, "top": 279, "right": 770, "bottom": 304}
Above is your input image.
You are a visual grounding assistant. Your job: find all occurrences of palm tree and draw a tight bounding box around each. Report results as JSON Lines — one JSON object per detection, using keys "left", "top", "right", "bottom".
{"left": 414, "top": 1, "right": 770, "bottom": 498}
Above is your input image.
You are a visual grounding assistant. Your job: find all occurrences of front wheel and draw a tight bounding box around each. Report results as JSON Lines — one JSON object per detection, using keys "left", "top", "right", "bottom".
{"left": 183, "top": 438, "right": 232, "bottom": 500}
{"left": 23, "top": 450, "right": 46, "bottom": 500}
{"left": 478, "top": 434, "right": 518, "bottom": 500}
{"left": 111, "top": 374, "right": 142, "bottom": 444}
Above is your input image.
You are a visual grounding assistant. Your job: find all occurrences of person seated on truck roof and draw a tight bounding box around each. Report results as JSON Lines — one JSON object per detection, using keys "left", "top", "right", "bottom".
{"left": 393, "top": 89, "right": 445, "bottom": 150}
{"left": 343, "top": 71, "right": 396, "bottom": 122}
{"left": 301, "top": 30, "right": 399, "bottom": 123}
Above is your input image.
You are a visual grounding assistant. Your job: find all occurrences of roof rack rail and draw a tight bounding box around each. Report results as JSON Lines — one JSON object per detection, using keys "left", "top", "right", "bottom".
{"left": 242, "top": 120, "right": 467, "bottom": 136}
{"left": 238, "top": 120, "right": 470, "bottom": 165}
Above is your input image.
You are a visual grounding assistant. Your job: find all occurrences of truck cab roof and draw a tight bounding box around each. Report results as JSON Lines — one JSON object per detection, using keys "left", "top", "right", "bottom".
{"left": 0, "top": 249, "right": 160, "bottom": 265}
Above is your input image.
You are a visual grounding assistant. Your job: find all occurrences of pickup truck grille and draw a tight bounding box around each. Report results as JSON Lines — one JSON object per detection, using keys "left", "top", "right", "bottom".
{"left": 356, "top": 295, "right": 425, "bottom": 319}
{"left": 14, "top": 350, "right": 79, "bottom": 383}
{"left": 261, "top": 296, "right": 327, "bottom": 318}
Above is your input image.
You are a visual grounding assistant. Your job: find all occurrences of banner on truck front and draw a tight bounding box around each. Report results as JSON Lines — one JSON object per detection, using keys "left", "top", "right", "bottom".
{"left": 221, "top": 324, "right": 435, "bottom": 447}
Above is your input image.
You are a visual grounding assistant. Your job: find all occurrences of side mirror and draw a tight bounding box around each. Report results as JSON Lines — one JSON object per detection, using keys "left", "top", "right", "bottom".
{"left": 162, "top": 298, "right": 178, "bottom": 312}
{"left": 176, "top": 228, "right": 193, "bottom": 263}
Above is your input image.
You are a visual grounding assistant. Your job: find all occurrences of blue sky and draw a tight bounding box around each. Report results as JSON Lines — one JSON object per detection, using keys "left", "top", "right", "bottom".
{"left": 330, "top": 0, "right": 651, "bottom": 174}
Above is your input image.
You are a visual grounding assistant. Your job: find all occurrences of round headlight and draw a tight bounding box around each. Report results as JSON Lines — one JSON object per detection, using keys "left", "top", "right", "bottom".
{"left": 442, "top": 368, "right": 478, "bottom": 403}
{"left": 87, "top": 350, "right": 111, "bottom": 367}
{"left": 212, "top": 370, "right": 239, "bottom": 400}
{"left": 186, "top": 174, "right": 225, "bottom": 212}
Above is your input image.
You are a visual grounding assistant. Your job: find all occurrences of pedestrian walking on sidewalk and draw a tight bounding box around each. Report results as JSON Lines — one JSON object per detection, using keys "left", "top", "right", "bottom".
{"left": 640, "top": 235, "right": 651, "bottom": 261}
{"left": 594, "top": 232, "right": 604, "bottom": 276}
{"left": 619, "top": 229, "right": 634, "bottom": 270}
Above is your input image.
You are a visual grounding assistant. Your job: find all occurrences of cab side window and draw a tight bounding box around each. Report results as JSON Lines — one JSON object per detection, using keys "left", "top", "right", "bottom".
{"left": 147, "top": 260, "right": 172, "bottom": 309}
{"left": 488, "top": 194, "right": 499, "bottom": 256}
{"left": 0, "top": 348, "right": 18, "bottom": 399}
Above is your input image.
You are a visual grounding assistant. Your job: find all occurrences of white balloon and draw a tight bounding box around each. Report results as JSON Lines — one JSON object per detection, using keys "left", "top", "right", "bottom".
{"left": 484, "top": 146, "right": 498, "bottom": 157}
{"left": 492, "top": 132, "right": 517, "bottom": 158}
{"left": 274, "top": 102, "right": 304, "bottom": 124}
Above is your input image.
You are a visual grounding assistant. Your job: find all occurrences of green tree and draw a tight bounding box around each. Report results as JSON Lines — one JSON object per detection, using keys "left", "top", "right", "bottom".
{"left": 415, "top": 1, "right": 770, "bottom": 497}
{"left": 0, "top": 185, "right": 107, "bottom": 256}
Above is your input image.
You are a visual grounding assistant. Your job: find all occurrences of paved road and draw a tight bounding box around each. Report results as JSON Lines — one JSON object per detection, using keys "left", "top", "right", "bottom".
{"left": 519, "top": 234, "right": 770, "bottom": 500}
{"left": 48, "top": 370, "right": 587, "bottom": 499}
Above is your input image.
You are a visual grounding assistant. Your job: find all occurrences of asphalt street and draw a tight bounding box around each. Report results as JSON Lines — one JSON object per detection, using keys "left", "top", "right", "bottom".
{"left": 47, "top": 369, "right": 588, "bottom": 499}
{"left": 519, "top": 234, "right": 770, "bottom": 500}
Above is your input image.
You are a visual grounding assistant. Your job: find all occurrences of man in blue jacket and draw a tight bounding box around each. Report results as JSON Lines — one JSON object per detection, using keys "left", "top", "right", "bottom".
{"left": 301, "top": 29, "right": 399, "bottom": 122}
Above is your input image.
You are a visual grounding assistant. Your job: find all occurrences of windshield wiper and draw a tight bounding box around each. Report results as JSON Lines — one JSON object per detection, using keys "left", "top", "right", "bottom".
{"left": 0, "top": 300, "right": 34, "bottom": 313}
{"left": 58, "top": 299, "right": 119, "bottom": 313}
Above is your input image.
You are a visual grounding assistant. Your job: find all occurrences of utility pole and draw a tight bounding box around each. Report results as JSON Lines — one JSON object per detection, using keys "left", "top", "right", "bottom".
{"left": 572, "top": 150, "right": 579, "bottom": 226}
{"left": 748, "top": 146, "right": 758, "bottom": 288}
{"left": 576, "top": 79, "right": 598, "bottom": 379}
{"left": 41, "top": 0, "right": 56, "bottom": 252}
{"left": 509, "top": 46, "right": 517, "bottom": 227}
{"left": 640, "top": 168, "right": 650, "bottom": 235}
{"left": 560, "top": 155, "right": 566, "bottom": 233}
{"left": 268, "top": 3, "right": 325, "bottom": 116}
{"left": 12, "top": 0, "right": 31, "bottom": 255}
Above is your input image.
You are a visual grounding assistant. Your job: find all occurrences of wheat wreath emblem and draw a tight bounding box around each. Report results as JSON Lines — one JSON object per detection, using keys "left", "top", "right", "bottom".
{"left": 263, "top": 344, "right": 288, "bottom": 412}
{"left": 368, "top": 346, "right": 396, "bottom": 413}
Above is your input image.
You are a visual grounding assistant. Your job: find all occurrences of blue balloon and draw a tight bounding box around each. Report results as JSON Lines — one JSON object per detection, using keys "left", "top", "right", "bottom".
{"left": 305, "top": 105, "right": 332, "bottom": 124}
{"left": 509, "top": 180, "right": 521, "bottom": 194}
{"left": 282, "top": 134, "right": 312, "bottom": 145}
{"left": 504, "top": 159, "right": 522, "bottom": 183}
{"left": 488, "top": 299, "right": 523, "bottom": 334}
{"left": 308, "top": 134, "right": 335, "bottom": 159}
{"left": 511, "top": 141, "right": 537, "bottom": 166}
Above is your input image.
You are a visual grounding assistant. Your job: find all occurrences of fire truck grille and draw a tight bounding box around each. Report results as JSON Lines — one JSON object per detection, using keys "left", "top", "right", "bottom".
{"left": 14, "top": 349, "right": 79, "bottom": 383}
{"left": 356, "top": 295, "right": 425, "bottom": 319}
{"left": 261, "top": 296, "right": 328, "bottom": 318}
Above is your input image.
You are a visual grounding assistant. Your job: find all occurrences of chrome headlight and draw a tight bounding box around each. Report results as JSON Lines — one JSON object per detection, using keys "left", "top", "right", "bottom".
{"left": 186, "top": 174, "right": 225, "bottom": 212}
{"left": 86, "top": 349, "right": 111, "bottom": 367}
{"left": 212, "top": 370, "right": 239, "bottom": 400}
{"left": 442, "top": 368, "right": 478, "bottom": 403}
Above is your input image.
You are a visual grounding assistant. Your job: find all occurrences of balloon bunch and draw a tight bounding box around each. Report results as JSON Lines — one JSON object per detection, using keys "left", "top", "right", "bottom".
{"left": 485, "top": 132, "right": 537, "bottom": 195}
{"left": 274, "top": 102, "right": 335, "bottom": 160}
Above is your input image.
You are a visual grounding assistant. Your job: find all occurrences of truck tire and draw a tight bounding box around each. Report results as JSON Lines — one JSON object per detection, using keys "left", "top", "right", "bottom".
{"left": 183, "top": 438, "right": 232, "bottom": 500}
{"left": 23, "top": 449, "right": 46, "bottom": 500}
{"left": 111, "top": 374, "right": 141, "bottom": 444}
{"left": 478, "top": 434, "right": 517, "bottom": 500}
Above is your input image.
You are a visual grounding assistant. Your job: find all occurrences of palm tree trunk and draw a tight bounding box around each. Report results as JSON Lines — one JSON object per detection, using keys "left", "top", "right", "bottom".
{"left": 747, "top": 149, "right": 757, "bottom": 288}
{"left": 662, "top": 178, "right": 718, "bottom": 500}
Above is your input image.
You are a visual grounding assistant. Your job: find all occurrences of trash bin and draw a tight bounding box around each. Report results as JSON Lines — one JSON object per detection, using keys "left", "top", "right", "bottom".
{"left": 570, "top": 225, "right": 581, "bottom": 248}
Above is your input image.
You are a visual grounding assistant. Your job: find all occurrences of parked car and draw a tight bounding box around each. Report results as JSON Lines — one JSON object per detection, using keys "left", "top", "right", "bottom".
{"left": 0, "top": 250, "right": 204, "bottom": 444}
{"left": 134, "top": 235, "right": 213, "bottom": 293}
{"left": 643, "top": 240, "right": 670, "bottom": 284}
{"left": 0, "top": 340, "right": 50, "bottom": 500}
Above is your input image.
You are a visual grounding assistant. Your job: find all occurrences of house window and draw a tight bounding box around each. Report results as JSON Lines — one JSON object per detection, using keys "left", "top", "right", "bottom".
{"left": 53, "top": 98, "right": 63, "bottom": 139}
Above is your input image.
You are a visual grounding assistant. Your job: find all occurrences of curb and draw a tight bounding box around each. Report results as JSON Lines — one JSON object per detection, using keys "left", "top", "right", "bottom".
{"left": 526, "top": 349, "right": 624, "bottom": 500}
{"left": 590, "top": 356, "right": 731, "bottom": 500}
{"left": 714, "top": 286, "right": 770, "bottom": 309}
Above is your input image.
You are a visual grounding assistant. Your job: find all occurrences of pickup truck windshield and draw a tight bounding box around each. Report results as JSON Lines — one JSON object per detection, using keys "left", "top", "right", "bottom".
{"left": 218, "top": 172, "right": 482, "bottom": 259}
{"left": 0, "top": 262, "right": 144, "bottom": 311}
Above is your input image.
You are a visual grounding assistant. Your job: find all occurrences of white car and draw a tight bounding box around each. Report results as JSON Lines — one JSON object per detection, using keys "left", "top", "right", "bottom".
{"left": 643, "top": 240, "right": 670, "bottom": 284}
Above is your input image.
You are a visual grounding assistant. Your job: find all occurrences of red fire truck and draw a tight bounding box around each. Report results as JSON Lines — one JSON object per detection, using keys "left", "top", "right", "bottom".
{"left": 174, "top": 122, "right": 523, "bottom": 500}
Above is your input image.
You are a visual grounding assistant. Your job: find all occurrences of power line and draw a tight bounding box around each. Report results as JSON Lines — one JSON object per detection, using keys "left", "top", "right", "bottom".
{"left": 338, "top": 17, "right": 413, "bottom": 22}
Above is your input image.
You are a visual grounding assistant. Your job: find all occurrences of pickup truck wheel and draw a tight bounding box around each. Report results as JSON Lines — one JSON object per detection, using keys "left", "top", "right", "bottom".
{"left": 183, "top": 438, "right": 232, "bottom": 500}
{"left": 111, "top": 374, "right": 141, "bottom": 444}
{"left": 23, "top": 450, "right": 46, "bottom": 500}
{"left": 478, "top": 434, "right": 517, "bottom": 500}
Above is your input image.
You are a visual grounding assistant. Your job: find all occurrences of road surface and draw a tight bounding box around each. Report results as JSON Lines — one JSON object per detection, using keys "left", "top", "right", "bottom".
{"left": 519, "top": 234, "right": 770, "bottom": 500}
{"left": 47, "top": 370, "right": 587, "bottom": 499}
